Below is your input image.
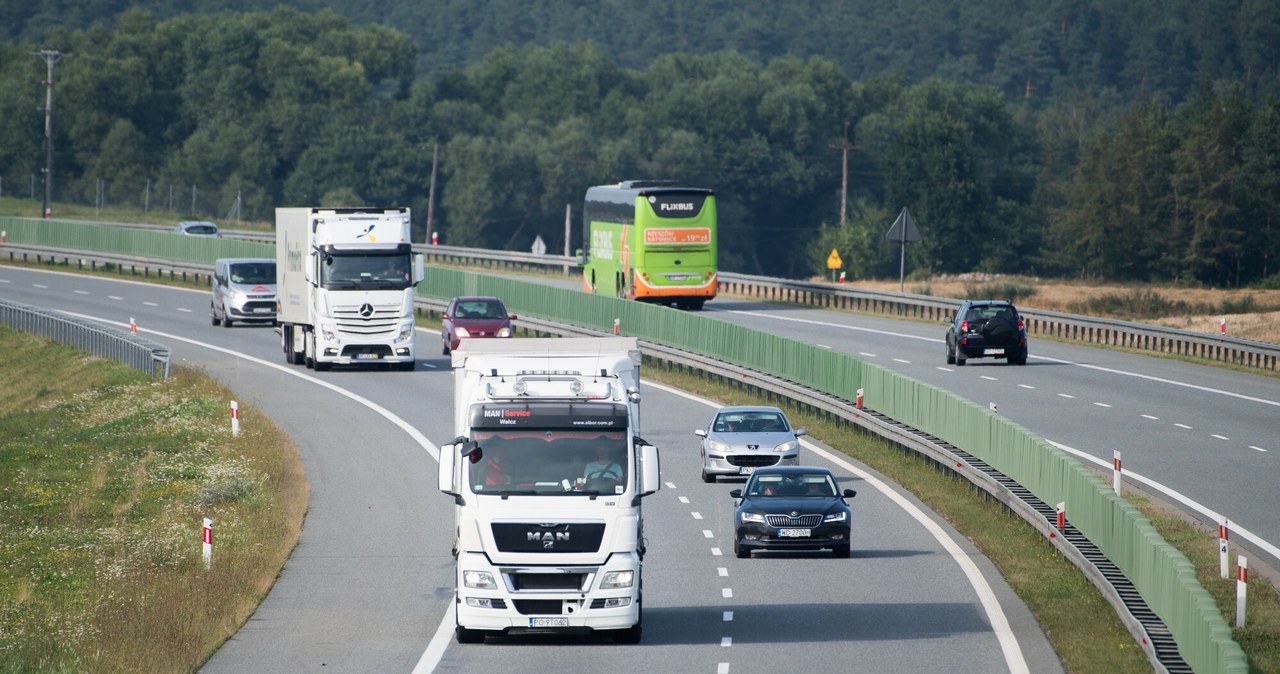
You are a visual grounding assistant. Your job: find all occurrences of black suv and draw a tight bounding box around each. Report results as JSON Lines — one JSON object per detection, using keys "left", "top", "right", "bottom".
{"left": 945, "top": 300, "right": 1028, "bottom": 366}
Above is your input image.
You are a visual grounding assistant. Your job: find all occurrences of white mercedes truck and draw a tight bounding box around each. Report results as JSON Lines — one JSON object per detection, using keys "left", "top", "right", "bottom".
{"left": 438, "top": 337, "right": 661, "bottom": 644}
{"left": 276, "top": 207, "right": 424, "bottom": 370}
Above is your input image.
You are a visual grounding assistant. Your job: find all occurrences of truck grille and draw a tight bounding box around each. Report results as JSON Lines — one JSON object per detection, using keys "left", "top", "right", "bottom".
{"left": 727, "top": 454, "right": 779, "bottom": 468}
{"left": 333, "top": 303, "right": 401, "bottom": 338}
{"left": 491, "top": 522, "right": 605, "bottom": 553}
{"left": 765, "top": 514, "right": 822, "bottom": 527}
{"left": 508, "top": 573, "right": 589, "bottom": 591}
{"left": 513, "top": 600, "right": 564, "bottom": 616}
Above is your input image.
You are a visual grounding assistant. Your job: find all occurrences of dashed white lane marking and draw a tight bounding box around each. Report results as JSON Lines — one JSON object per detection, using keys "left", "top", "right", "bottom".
{"left": 859, "top": 352, "right": 877, "bottom": 358}
{"left": 1093, "top": 402, "right": 1112, "bottom": 408}
{"left": 717, "top": 567, "right": 728, "bottom": 577}
{"left": 893, "top": 358, "right": 911, "bottom": 364}
{"left": 692, "top": 512, "right": 703, "bottom": 520}
{"left": 1251, "top": 446, "right": 1269, "bottom": 453}
{"left": 108, "top": 295, "right": 123, "bottom": 300}
{"left": 980, "top": 375, "right": 997, "bottom": 381}
{"left": 74, "top": 290, "right": 89, "bottom": 295}
{"left": 665, "top": 482, "right": 677, "bottom": 489}
{"left": 720, "top": 637, "right": 732, "bottom": 647}
{"left": 1212, "top": 434, "right": 1229, "bottom": 440}
{"left": 722, "top": 588, "right": 733, "bottom": 598}
{"left": 717, "top": 663, "right": 730, "bottom": 674}
{"left": 678, "top": 496, "right": 690, "bottom": 504}
{"left": 1175, "top": 423, "right": 1193, "bottom": 429}
{"left": 1018, "top": 384, "right": 1035, "bottom": 389}
{"left": 1057, "top": 393, "right": 1075, "bottom": 399}
{"left": 937, "top": 366, "right": 953, "bottom": 372}
{"left": 723, "top": 610, "right": 733, "bottom": 621}
{"left": 711, "top": 547, "right": 722, "bottom": 556}
{"left": 702, "top": 530, "right": 714, "bottom": 538}
{"left": 1142, "top": 414, "right": 1159, "bottom": 420}
{"left": 178, "top": 307, "right": 192, "bottom": 313}
{"left": 33, "top": 283, "right": 48, "bottom": 288}
{"left": 0, "top": 279, "right": 9, "bottom": 283}
{"left": 143, "top": 301, "right": 158, "bottom": 306}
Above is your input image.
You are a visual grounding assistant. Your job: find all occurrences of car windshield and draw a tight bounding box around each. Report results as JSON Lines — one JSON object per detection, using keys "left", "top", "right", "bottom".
{"left": 748, "top": 473, "right": 836, "bottom": 498}
{"left": 455, "top": 300, "right": 506, "bottom": 320}
{"left": 229, "top": 263, "right": 275, "bottom": 285}
{"left": 713, "top": 411, "right": 788, "bottom": 433}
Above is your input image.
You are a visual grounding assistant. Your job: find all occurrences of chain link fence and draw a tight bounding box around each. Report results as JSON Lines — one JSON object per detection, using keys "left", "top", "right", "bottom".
{"left": 0, "top": 172, "right": 261, "bottom": 224}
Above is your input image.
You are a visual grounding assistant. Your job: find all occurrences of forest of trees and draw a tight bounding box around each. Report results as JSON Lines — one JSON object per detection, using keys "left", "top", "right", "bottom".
{"left": 1, "top": 3, "right": 1278, "bottom": 286}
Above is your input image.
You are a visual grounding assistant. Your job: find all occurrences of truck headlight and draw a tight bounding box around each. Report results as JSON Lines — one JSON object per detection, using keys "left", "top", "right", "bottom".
{"left": 320, "top": 323, "right": 336, "bottom": 340}
{"left": 463, "top": 570, "right": 497, "bottom": 589}
{"left": 398, "top": 323, "right": 414, "bottom": 341}
{"left": 740, "top": 512, "right": 765, "bottom": 524}
{"left": 773, "top": 440, "right": 797, "bottom": 453}
{"left": 599, "top": 570, "right": 634, "bottom": 589}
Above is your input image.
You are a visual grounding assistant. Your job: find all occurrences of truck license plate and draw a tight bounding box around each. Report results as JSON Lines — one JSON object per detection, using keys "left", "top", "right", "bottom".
{"left": 983, "top": 348, "right": 1005, "bottom": 355}
{"left": 529, "top": 617, "right": 569, "bottom": 628}
{"left": 778, "top": 528, "right": 811, "bottom": 538}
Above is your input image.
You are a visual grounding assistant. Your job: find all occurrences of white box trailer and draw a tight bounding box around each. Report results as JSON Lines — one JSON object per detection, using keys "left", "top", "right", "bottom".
{"left": 276, "top": 207, "right": 424, "bottom": 370}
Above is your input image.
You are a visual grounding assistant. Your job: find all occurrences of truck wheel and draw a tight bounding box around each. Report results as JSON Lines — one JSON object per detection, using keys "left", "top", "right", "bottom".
{"left": 455, "top": 624, "right": 484, "bottom": 644}
{"left": 282, "top": 326, "right": 296, "bottom": 364}
{"left": 613, "top": 621, "right": 642, "bottom": 644}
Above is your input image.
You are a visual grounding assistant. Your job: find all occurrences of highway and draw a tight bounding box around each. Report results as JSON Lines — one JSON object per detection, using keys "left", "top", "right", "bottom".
{"left": 1, "top": 265, "right": 1061, "bottom": 673}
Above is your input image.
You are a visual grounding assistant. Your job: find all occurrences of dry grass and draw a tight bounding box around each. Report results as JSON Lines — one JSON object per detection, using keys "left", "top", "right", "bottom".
{"left": 851, "top": 274, "right": 1280, "bottom": 344}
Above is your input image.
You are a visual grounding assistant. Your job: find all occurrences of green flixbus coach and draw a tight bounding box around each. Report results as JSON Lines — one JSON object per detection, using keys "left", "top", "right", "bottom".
{"left": 580, "top": 180, "right": 717, "bottom": 310}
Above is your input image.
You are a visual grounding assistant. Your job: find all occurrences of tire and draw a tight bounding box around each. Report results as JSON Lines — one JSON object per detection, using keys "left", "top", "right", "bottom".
{"left": 613, "top": 618, "right": 642, "bottom": 644}
{"left": 222, "top": 315, "right": 233, "bottom": 328}
{"left": 955, "top": 352, "right": 966, "bottom": 366}
{"left": 833, "top": 544, "right": 850, "bottom": 559}
{"left": 211, "top": 304, "right": 221, "bottom": 326}
{"left": 702, "top": 470, "right": 715, "bottom": 484}
{"left": 945, "top": 341, "right": 955, "bottom": 365}
{"left": 282, "top": 326, "right": 296, "bottom": 364}
{"left": 398, "top": 360, "right": 415, "bottom": 371}
{"left": 455, "top": 624, "right": 484, "bottom": 644}
{"left": 735, "top": 540, "right": 749, "bottom": 559}
{"left": 1009, "top": 350, "right": 1027, "bottom": 366}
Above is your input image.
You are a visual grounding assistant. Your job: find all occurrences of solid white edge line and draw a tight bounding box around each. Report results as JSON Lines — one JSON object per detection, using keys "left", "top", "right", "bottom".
{"left": 1046, "top": 439, "right": 1280, "bottom": 563}
{"left": 646, "top": 378, "right": 1030, "bottom": 674}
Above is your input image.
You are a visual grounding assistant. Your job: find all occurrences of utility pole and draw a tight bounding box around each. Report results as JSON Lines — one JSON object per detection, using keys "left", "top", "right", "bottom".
{"left": 829, "top": 120, "right": 859, "bottom": 225}
{"left": 33, "top": 49, "right": 62, "bottom": 219}
{"left": 425, "top": 137, "right": 439, "bottom": 244}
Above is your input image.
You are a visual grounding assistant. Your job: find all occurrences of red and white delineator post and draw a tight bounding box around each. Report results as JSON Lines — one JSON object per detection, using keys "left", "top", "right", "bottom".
{"left": 202, "top": 518, "right": 213, "bottom": 570}
{"left": 1219, "top": 518, "right": 1230, "bottom": 579}
{"left": 1056, "top": 502, "right": 1066, "bottom": 530}
{"left": 129, "top": 317, "right": 137, "bottom": 334}
{"left": 1236, "top": 556, "right": 1248, "bottom": 628}
{"left": 613, "top": 318, "right": 620, "bottom": 335}
{"left": 230, "top": 400, "right": 240, "bottom": 436}
{"left": 855, "top": 388, "right": 864, "bottom": 409}
{"left": 1112, "top": 450, "right": 1122, "bottom": 494}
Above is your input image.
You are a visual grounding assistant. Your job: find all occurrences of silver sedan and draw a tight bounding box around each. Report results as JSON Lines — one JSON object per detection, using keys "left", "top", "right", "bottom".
{"left": 694, "top": 405, "right": 806, "bottom": 483}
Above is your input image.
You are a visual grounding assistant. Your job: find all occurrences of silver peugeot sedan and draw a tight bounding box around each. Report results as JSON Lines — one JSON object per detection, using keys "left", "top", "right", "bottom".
{"left": 694, "top": 405, "right": 806, "bottom": 483}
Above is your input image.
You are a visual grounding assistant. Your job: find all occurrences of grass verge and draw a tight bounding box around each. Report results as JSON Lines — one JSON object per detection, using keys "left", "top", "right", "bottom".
{"left": 646, "top": 363, "right": 1280, "bottom": 673}
{"left": 0, "top": 327, "right": 307, "bottom": 673}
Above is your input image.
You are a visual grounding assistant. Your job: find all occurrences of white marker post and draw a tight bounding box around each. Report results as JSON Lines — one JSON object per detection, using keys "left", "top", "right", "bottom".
{"left": 1219, "top": 518, "right": 1230, "bottom": 579}
{"left": 989, "top": 402, "right": 998, "bottom": 414}
{"left": 202, "top": 518, "right": 213, "bottom": 570}
{"left": 613, "top": 318, "right": 620, "bottom": 335}
{"left": 1056, "top": 502, "right": 1066, "bottom": 531}
{"left": 1112, "top": 450, "right": 1122, "bottom": 494}
{"left": 230, "top": 400, "right": 240, "bottom": 436}
{"left": 855, "top": 388, "right": 864, "bottom": 409}
{"left": 1236, "top": 556, "right": 1248, "bottom": 627}
{"left": 129, "top": 317, "right": 137, "bottom": 334}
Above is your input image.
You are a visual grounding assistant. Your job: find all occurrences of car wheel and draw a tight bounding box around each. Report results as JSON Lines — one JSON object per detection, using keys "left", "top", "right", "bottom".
{"left": 455, "top": 624, "right": 484, "bottom": 644}
{"left": 833, "top": 544, "right": 850, "bottom": 559}
{"left": 1010, "top": 350, "right": 1027, "bottom": 366}
{"left": 955, "top": 352, "right": 966, "bottom": 366}
{"left": 945, "top": 341, "right": 955, "bottom": 365}
{"left": 398, "top": 360, "right": 415, "bottom": 371}
{"left": 211, "top": 304, "right": 221, "bottom": 326}
{"left": 442, "top": 334, "right": 451, "bottom": 355}
{"left": 734, "top": 540, "right": 749, "bottom": 559}
{"left": 702, "top": 470, "right": 715, "bottom": 484}
{"left": 222, "top": 315, "right": 233, "bottom": 328}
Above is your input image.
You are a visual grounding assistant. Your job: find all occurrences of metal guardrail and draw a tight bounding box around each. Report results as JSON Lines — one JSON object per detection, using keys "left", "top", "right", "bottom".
{"left": 0, "top": 297, "right": 171, "bottom": 378}
{"left": 2, "top": 243, "right": 216, "bottom": 286}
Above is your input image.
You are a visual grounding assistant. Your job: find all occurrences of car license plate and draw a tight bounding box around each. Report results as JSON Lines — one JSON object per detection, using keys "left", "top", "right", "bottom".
{"left": 529, "top": 617, "right": 569, "bottom": 628}
{"left": 738, "top": 466, "right": 754, "bottom": 475}
{"left": 983, "top": 348, "right": 1005, "bottom": 355}
{"left": 779, "top": 528, "right": 811, "bottom": 538}
{"left": 252, "top": 307, "right": 274, "bottom": 314}
{"left": 355, "top": 353, "right": 380, "bottom": 360}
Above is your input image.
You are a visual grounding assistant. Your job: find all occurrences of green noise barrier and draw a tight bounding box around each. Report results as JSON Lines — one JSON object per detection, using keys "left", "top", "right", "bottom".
{"left": 420, "top": 266, "right": 1245, "bottom": 674}
{"left": 2, "top": 222, "right": 1243, "bottom": 673}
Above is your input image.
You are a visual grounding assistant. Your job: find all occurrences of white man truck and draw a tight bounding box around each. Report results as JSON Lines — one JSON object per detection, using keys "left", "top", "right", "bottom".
{"left": 438, "top": 337, "right": 661, "bottom": 644}
{"left": 276, "top": 207, "right": 424, "bottom": 371}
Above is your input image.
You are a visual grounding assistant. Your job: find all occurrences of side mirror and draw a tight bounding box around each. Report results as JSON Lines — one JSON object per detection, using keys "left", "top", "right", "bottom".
{"left": 729, "top": 489, "right": 743, "bottom": 499}
{"left": 794, "top": 428, "right": 807, "bottom": 438}
{"left": 694, "top": 429, "right": 707, "bottom": 438}
{"left": 438, "top": 441, "right": 459, "bottom": 496}
{"left": 508, "top": 314, "right": 517, "bottom": 321}
{"left": 842, "top": 489, "right": 857, "bottom": 499}
{"left": 412, "top": 254, "right": 425, "bottom": 285}
{"left": 638, "top": 442, "right": 661, "bottom": 496}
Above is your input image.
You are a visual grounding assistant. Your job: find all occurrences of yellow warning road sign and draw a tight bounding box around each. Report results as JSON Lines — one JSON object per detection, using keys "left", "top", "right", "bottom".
{"left": 826, "top": 249, "right": 842, "bottom": 269}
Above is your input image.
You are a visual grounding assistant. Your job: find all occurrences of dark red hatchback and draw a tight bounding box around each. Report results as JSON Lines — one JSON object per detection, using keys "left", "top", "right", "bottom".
{"left": 441, "top": 296, "right": 517, "bottom": 355}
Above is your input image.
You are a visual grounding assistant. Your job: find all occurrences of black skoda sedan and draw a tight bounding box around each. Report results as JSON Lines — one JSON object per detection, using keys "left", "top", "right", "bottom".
{"left": 729, "top": 466, "right": 856, "bottom": 559}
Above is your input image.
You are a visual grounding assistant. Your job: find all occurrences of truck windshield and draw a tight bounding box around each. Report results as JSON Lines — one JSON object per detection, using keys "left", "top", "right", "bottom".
{"left": 319, "top": 252, "right": 411, "bottom": 290}
{"left": 469, "top": 430, "right": 628, "bottom": 496}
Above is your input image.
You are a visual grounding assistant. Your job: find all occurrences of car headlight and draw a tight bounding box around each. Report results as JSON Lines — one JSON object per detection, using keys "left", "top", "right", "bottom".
{"left": 497, "top": 326, "right": 511, "bottom": 338}
{"left": 773, "top": 440, "right": 797, "bottom": 453}
{"left": 454, "top": 326, "right": 471, "bottom": 338}
{"left": 463, "top": 570, "right": 497, "bottom": 589}
{"left": 230, "top": 290, "right": 247, "bottom": 305}
{"left": 708, "top": 439, "right": 732, "bottom": 453}
{"left": 740, "top": 512, "right": 765, "bottom": 524}
{"left": 823, "top": 511, "right": 848, "bottom": 523}
{"left": 599, "top": 570, "right": 634, "bottom": 589}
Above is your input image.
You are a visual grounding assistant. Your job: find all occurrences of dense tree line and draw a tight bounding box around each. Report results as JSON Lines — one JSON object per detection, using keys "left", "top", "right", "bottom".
{"left": 1, "top": 7, "right": 1278, "bottom": 285}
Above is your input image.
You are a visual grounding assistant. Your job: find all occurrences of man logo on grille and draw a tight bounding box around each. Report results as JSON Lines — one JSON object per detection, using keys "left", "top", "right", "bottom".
{"left": 359, "top": 303, "right": 374, "bottom": 318}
